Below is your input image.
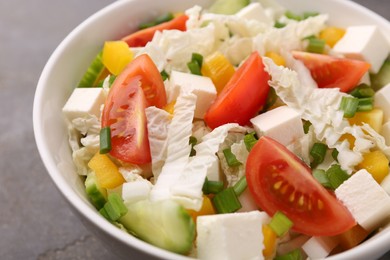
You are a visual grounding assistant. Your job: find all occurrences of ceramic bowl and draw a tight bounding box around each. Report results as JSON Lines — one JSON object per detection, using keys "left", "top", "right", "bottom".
{"left": 33, "top": 0, "right": 390, "bottom": 259}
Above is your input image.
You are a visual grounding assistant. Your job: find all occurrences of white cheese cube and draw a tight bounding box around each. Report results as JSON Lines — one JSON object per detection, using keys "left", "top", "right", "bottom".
{"left": 250, "top": 106, "right": 304, "bottom": 146}
{"left": 235, "top": 3, "right": 273, "bottom": 26}
{"left": 381, "top": 121, "right": 390, "bottom": 146}
{"left": 333, "top": 26, "right": 390, "bottom": 73}
{"left": 122, "top": 180, "right": 152, "bottom": 204}
{"left": 375, "top": 83, "right": 390, "bottom": 122}
{"left": 197, "top": 211, "right": 269, "bottom": 260}
{"left": 167, "top": 71, "right": 217, "bottom": 119}
{"left": 301, "top": 236, "right": 339, "bottom": 259}
{"left": 335, "top": 169, "right": 390, "bottom": 231}
{"left": 62, "top": 88, "right": 105, "bottom": 122}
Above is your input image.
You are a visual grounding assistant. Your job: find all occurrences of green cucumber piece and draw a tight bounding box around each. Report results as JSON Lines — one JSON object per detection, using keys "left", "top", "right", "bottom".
{"left": 370, "top": 57, "right": 390, "bottom": 91}
{"left": 78, "top": 51, "right": 106, "bottom": 88}
{"left": 85, "top": 172, "right": 107, "bottom": 209}
{"left": 119, "top": 200, "right": 195, "bottom": 254}
{"left": 208, "top": 0, "right": 250, "bottom": 14}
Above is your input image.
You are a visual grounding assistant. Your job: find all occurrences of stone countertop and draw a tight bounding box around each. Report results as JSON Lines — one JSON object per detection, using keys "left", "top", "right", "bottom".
{"left": 1, "top": 0, "right": 389, "bottom": 259}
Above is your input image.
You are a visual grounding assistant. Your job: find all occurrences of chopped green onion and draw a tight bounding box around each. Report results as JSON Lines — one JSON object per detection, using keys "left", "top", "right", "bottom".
{"left": 100, "top": 193, "right": 128, "bottom": 222}
{"left": 139, "top": 12, "right": 174, "bottom": 29}
{"left": 233, "top": 175, "right": 247, "bottom": 196}
{"left": 306, "top": 38, "right": 326, "bottom": 54}
{"left": 187, "top": 60, "right": 202, "bottom": 75}
{"left": 339, "top": 96, "right": 359, "bottom": 118}
{"left": 274, "top": 249, "right": 303, "bottom": 260}
{"left": 269, "top": 211, "right": 293, "bottom": 237}
{"left": 303, "top": 11, "right": 319, "bottom": 19}
{"left": 285, "top": 11, "right": 302, "bottom": 21}
{"left": 244, "top": 132, "right": 258, "bottom": 152}
{"left": 303, "top": 120, "right": 312, "bottom": 134}
{"left": 349, "top": 83, "right": 375, "bottom": 98}
{"left": 326, "top": 164, "right": 350, "bottom": 190}
{"left": 310, "top": 142, "right": 327, "bottom": 167}
{"left": 189, "top": 136, "right": 197, "bottom": 157}
{"left": 223, "top": 148, "right": 242, "bottom": 167}
{"left": 212, "top": 187, "right": 242, "bottom": 213}
{"left": 357, "top": 97, "right": 374, "bottom": 112}
{"left": 332, "top": 148, "right": 339, "bottom": 161}
{"left": 191, "top": 52, "right": 203, "bottom": 67}
{"left": 274, "top": 21, "right": 286, "bottom": 28}
{"left": 100, "top": 127, "right": 112, "bottom": 154}
{"left": 313, "top": 169, "right": 332, "bottom": 189}
{"left": 202, "top": 177, "right": 224, "bottom": 194}
{"left": 160, "top": 70, "right": 169, "bottom": 81}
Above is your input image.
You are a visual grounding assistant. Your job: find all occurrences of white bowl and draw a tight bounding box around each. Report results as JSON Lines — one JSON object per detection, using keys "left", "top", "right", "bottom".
{"left": 33, "top": 0, "right": 390, "bottom": 259}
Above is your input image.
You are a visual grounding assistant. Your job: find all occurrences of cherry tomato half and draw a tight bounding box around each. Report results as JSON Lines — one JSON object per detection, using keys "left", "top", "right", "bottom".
{"left": 246, "top": 136, "right": 356, "bottom": 236}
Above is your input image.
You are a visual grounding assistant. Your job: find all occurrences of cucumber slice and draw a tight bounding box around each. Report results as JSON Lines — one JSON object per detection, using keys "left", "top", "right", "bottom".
{"left": 78, "top": 51, "right": 108, "bottom": 88}
{"left": 370, "top": 57, "right": 390, "bottom": 91}
{"left": 85, "top": 172, "right": 107, "bottom": 209}
{"left": 208, "top": 0, "right": 250, "bottom": 14}
{"left": 119, "top": 200, "right": 195, "bottom": 254}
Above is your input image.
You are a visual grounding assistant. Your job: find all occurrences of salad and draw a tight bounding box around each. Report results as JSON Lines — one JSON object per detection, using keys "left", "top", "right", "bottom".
{"left": 62, "top": 0, "right": 390, "bottom": 259}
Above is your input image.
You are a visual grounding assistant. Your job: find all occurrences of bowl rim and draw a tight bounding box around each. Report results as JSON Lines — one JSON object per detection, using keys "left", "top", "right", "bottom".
{"left": 33, "top": 0, "right": 390, "bottom": 259}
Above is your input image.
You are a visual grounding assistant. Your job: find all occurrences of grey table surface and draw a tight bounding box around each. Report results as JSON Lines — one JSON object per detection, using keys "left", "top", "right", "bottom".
{"left": 1, "top": 0, "right": 390, "bottom": 259}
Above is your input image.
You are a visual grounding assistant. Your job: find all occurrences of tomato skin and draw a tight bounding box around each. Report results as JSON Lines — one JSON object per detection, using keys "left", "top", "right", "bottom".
{"left": 292, "top": 51, "right": 370, "bottom": 92}
{"left": 122, "top": 14, "right": 188, "bottom": 47}
{"left": 246, "top": 136, "right": 356, "bottom": 236}
{"left": 204, "top": 52, "right": 270, "bottom": 129}
{"left": 102, "top": 54, "right": 166, "bottom": 164}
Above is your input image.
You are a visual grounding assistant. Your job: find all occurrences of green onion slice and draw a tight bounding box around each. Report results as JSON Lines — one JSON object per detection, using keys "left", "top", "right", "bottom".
{"left": 269, "top": 211, "right": 293, "bottom": 237}
{"left": 244, "top": 132, "right": 258, "bottom": 152}
{"left": 100, "top": 193, "right": 128, "bottom": 222}
{"left": 212, "top": 187, "right": 242, "bottom": 214}
{"left": 313, "top": 169, "right": 332, "bottom": 189}
{"left": 202, "top": 177, "right": 224, "bottom": 194}
{"left": 339, "top": 96, "right": 359, "bottom": 118}
{"left": 310, "top": 142, "right": 327, "bottom": 167}
{"left": 223, "top": 148, "right": 242, "bottom": 167}
{"left": 189, "top": 136, "right": 197, "bottom": 157}
{"left": 274, "top": 248, "right": 303, "bottom": 260}
{"left": 160, "top": 70, "right": 169, "bottom": 81}
{"left": 306, "top": 38, "right": 326, "bottom": 54}
{"left": 349, "top": 83, "right": 375, "bottom": 98}
{"left": 233, "top": 175, "right": 247, "bottom": 196}
{"left": 139, "top": 12, "right": 174, "bottom": 29}
{"left": 100, "top": 126, "right": 112, "bottom": 154}
{"left": 357, "top": 97, "right": 374, "bottom": 112}
{"left": 326, "top": 164, "right": 350, "bottom": 190}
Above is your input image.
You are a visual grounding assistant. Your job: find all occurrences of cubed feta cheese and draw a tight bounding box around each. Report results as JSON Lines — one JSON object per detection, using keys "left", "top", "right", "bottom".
{"left": 333, "top": 26, "right": 390, "bottom": 73}
{"left": 302, "top": 236, "right": 339, "bottom": 259}
{"left": 235, "top": 3, "right": 273, "bottom": 26}
{"left": 335, "top": 169, "right": 390, "bottom": 231}
{"left": 167, "top": 71, "right": 217, "bottom": 119}
{"left": 250, "top": 106, "right": 304, "bottom": 146}
{"left": 375, "top": 83, "right": 390, "bottom": 122}
{"left": 381, "top": 121, "right": 390, "bottom": 146}
{"left": 62, "top": 88, "right": 105, "bottom": 122}
{"left": 197, "top": 211, "right": 270, "bottom": 260}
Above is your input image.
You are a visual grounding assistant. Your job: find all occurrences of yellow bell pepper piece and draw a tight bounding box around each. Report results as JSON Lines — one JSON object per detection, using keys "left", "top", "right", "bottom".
{"left": 319, "top": 27, "right": 346, "bottom": 48}
{"left": 201, "top": 51, "right": 235, "bottom": 94}
{"left": 102, "top": 41, "right": 133, "bottom": 76}
{"left": 348, "top": 108, "right": 383, "bottom": 133}
{"left": 187, "top": 195, "right": 216, "bottom": 223}
{"left": 357, "top": 150, "right": 389, "bottom": 183}
{"left": 88, "top": 152, "right": 125, "bottom": 189}
{"left": 265, "top": 51, "right": 286, "bottom": 67}
{"left": 262, "top": 224, "right": 277, "bottom": 257}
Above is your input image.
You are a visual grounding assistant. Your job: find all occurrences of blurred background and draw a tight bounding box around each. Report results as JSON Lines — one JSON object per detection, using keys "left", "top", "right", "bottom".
{"left": 0, "top": 0, "right": 389, "bottom": 259}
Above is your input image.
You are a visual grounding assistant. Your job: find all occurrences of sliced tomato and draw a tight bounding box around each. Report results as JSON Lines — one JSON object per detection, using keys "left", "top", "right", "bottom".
{"left": 122, "top": 14, "right": 188, "bottom": 47}
{"left": 292, "top": 51, "right": 370, "bottom": 92}
{"left": 112, "top": 54, "right": 167, "bottom": 108}
{"left": 204, "top": 52, "right": 270, "bottom": 129}
{"left": 102, "top": 54, "right": 166, "bottom": 164}
{"left": 246, "top": 136, "right": 356, "bottom": 236}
